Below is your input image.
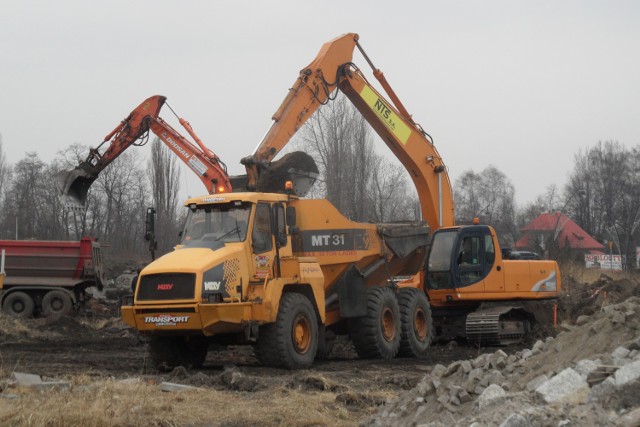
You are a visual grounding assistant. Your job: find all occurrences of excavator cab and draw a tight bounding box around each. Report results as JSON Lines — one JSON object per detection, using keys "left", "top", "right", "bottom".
{"left": 425, "top": 225, "right": 497, "bottom": 293}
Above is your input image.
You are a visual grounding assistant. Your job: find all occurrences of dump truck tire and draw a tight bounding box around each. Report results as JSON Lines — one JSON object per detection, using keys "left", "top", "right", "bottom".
{"left": 256, "top": 292, "right": 318, "bottom": 369}
{"left": 349, "top": 287, "right": 401, "bottom": 359}
{"left": 2, "top": 291, "right": 35, "bottom": 318}
{"left": 148, "top": 336, "right": 208, "bottom": 371}
{"left": 41, "top": 290, "right": 73, "bottom": 318}
{"left": 397, "top": 288, "right": 433, "bottom": 358}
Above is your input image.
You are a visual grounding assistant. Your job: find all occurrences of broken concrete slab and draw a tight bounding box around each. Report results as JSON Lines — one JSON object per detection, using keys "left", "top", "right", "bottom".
{"left": 13, "top": 372, "right": 42, "bottom": 387}
{"left": 499, "top": 413, "right": 531, "bottom": 427}
{"left": 614, "top": 360, "right": 640, "bottom": 387}
{"left": 32, "top": 381, "right": 71, "bottom": 392}
{"left": 0, "top": 394, "right": 19, "bottom": 400}
{"left": 526, "top": 374, "right": 548, "bottom": 392}
{"left": 477, "top": 384, "right": 506, "bottom": 410}
{"left": 574, "top": 359, "right": 601, "bottom": 380}
{"left": 535, "top": 368, "right": 589, "bottom": 403}
{"left": 160, "top": 382, "right": 198, "bottom": 392}
{"left": 612, "top": 346, "right": 631, "bottom": 360}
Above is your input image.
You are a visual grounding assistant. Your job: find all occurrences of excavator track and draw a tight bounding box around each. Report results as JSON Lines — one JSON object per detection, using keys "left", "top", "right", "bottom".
{"left": 465, "top": 306, "right": 534, "bottom": 346}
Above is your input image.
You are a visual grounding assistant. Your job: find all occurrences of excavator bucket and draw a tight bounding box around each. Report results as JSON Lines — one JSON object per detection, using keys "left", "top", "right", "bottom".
{"left": 57, "top": 162, "right": 98, "bottom": 209}
{"left": 256, "top": 151, "right": 319, "bottom": 196}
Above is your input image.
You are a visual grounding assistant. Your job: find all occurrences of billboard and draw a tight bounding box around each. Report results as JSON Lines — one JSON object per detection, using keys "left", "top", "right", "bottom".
{"left": 585, "top": 254, "right": 622, "bottom": 270}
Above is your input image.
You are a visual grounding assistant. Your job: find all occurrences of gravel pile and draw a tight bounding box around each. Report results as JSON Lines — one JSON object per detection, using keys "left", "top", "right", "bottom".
{"left": 364, "top": 293, "right": 640, "bottom": 426}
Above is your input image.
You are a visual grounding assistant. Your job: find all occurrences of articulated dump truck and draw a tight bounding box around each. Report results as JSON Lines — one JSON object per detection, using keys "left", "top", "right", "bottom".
{"left": 122, "top": 193, "right": 430, "bottom": 369}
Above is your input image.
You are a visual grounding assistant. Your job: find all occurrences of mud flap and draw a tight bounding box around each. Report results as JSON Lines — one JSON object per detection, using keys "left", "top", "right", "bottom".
{"left": 332, "top": 265, "right": 367, "bottom": 318}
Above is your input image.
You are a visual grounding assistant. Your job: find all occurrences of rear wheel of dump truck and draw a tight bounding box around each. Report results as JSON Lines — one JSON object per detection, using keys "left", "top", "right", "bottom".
{"left": 41, "top": 290, "right": 73, "bottom": 318}
{"left": 349, "top": 287, "right": 401, "bottom": 359}
{"left": 256, "top": 292, "right": 318, "bottom": 369}
{"left": 148, "top": 336, "right": 208, "bottom": 371}
{"left": 397, "top": 288, "right": 433, "bottom": 358}
{"left": 2, "top": 291, "right": 35, "bottom": 318}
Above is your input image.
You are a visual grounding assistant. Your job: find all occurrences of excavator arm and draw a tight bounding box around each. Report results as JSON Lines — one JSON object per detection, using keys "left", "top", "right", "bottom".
{"left": 244, "top": 33, "right": 454, "bottom": 230}
{"left": 59, "top": 95, "right": 232, "bottom": 207}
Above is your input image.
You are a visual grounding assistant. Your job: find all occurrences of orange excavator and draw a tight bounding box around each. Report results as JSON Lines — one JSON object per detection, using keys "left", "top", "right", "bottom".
{"left": 59, "top": 96, "right": 232, "bottom": 208}
{"left": 59, "top": 96, "right": 318, "bottom": 209}
{"left": 241, "top": 33, "right": 561, "bottom": 345}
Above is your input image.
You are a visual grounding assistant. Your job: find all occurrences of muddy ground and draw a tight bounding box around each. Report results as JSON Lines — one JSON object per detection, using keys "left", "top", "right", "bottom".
{"left": 1, "top": 270, "right": 639, "bottom": 426}
{"left": 0, "top": 301, "right": 523, "bottom": 426}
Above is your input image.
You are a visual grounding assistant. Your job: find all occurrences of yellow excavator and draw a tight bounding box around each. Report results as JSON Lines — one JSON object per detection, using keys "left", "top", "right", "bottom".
{"left": 63, "top": 33, "right": 560, "bottom": 370}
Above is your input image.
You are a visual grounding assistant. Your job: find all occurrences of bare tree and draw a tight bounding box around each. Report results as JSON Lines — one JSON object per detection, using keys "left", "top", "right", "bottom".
{"left": 0, "top": 138, "right": 12, "bottom": 236}
{"left": 0, "top": 137, "right": 9, "bottom": 197}
{"left": 92, "top": 151, "right": 148, "bottom": 257}
{"left": 148, "top": 138, "right": 181, "bottom": 254}
{"left": 454, "top": 165, "right": 517, "bottom": 244}
{"left": 565, "top": 141, "right": 640, "bottom": 267}
{"left": 297, "top": 94, "right": 376, "bottom": 221}
{"left": 517, "top": 185, "right": 560, "bottom": 228}
{"left": 367, "top": 155, "right": 418, "bottom": 222}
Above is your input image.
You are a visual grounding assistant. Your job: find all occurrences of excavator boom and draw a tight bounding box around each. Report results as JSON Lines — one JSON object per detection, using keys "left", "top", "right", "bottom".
{"left": 58, "top": 95, "right": 232, "bottom": 208}
{"left": 245, "top": 33, "right": 454, "bottom": 230}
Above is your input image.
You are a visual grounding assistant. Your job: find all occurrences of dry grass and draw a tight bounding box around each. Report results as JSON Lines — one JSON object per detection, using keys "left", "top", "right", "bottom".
{"left": 0, "top": 316, "right": 60, "bottom": 341}
{"left": 0, "top": 374, "right": 385, "bottom": 426}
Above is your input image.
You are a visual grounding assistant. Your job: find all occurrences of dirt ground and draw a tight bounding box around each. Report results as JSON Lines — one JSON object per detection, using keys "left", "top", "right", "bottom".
{"left": 1, "top": 268, "right": 638, "bottom": 426}
{"left": 0, "top": 300, "right": 519, "bottom": 426}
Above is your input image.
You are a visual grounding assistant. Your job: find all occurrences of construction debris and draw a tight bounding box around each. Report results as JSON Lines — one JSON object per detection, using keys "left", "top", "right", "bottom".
{"left": 363, "top": 291, "right": 640, "bottom": 426}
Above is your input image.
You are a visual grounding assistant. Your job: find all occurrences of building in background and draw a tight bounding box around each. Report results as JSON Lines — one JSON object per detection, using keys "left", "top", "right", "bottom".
{"left": 516, "top": 212, "right": 606, "bottom": 264}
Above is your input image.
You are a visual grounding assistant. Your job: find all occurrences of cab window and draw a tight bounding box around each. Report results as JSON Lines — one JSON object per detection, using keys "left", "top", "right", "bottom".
{"left": 485, "top": 235, "right": 495, "bottom": 269}
{"left": 275, "top": 203, "right": 287, "bottom": 247}
{"left": 252, "top": 203, "right": 273, "bottom": 254}
{"left": 458, "top": 236, "right": 482, "bottom": 285}
{"left": 426, "top": 230, "right": 457, "bottom": 289}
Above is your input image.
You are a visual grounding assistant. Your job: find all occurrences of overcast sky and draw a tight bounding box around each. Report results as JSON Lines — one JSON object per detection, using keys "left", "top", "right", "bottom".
{"left": 1, "top": 1, "right": 639, "bottom": 207}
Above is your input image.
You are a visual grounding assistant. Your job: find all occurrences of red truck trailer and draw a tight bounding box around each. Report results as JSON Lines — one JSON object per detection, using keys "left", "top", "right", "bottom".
{"left": 0, "top": 237, "right": 104, "bottom": 318}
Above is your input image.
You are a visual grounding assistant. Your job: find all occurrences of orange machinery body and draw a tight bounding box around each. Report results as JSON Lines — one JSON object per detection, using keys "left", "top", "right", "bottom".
{"left": 243, "top": 32, "right": 560, "bottom": 310}
{"left": 121, "top": 193, "right": 428, "bottom": 336}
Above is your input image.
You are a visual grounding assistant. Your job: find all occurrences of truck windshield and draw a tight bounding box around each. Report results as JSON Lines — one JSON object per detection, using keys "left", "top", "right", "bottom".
{"left": 180, "top": 202, "right": 251, "bottom": 248}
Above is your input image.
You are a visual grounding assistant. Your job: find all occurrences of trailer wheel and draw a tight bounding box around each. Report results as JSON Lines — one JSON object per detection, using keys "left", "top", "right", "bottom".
{"left": 2, "top": 291, "right": 35, "bottom": 318}
{"left": 41, "top": 290, "right": 73, "bottom": 318}
{"left": 398, "top": 288, "right": 433, "bottom": 358}
{"left": 349, "top": 287, "right": 401, "bottom": 359}
{"left": 148, "top": 336, "right": 208, "bottom": 371}
{"left": 256, "top": 292, "right": 318, "bottom": 369}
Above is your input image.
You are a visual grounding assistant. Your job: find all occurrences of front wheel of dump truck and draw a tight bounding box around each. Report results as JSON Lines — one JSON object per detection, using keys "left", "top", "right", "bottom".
{"left": 148, "top": 336, "right": 208, "bottom": 371}
{"left": 2, "top": 291, "right": 35, "bottom": 318}
{"left": 349, "top": 287, "right": 401, "bottom": 359}
{"left": 397, "top": 288, "right": 433, "bottom": 358}
{"left": 256, "top": 292, "right": 318, "bottom": 369}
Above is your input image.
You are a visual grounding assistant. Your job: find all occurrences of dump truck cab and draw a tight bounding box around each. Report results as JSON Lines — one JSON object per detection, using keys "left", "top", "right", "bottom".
{"left": 122, "top": 192, "right": 325, "bottom": 336}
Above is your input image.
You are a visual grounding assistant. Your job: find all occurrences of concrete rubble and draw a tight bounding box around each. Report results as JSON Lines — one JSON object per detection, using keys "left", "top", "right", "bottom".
{"left": 364, "top": 294, "right": 640, "bottom": 426}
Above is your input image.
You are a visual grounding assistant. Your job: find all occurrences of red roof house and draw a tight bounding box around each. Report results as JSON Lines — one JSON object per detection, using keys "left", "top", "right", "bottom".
{"left": 516, "top": 212, "right": 604, "bottom": 252}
